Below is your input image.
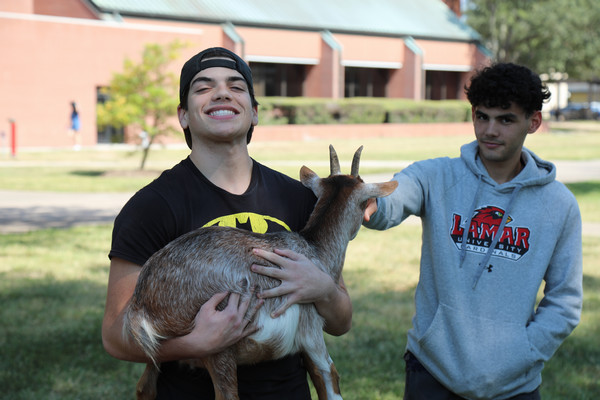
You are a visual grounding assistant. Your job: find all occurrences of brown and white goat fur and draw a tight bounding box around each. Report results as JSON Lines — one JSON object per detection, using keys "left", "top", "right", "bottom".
{"left": 123, "top": 145, "right": 398, "bottom": 400}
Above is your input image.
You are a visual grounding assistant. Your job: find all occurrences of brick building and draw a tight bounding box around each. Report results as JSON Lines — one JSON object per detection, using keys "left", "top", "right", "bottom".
{"left": 0, "top": 0, "right": 489, "bottom": 148}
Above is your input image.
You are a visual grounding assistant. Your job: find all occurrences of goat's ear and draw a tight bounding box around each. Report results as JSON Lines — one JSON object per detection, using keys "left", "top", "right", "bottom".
{"left": 300, "top": 166, "right": 322, "bottom": 195}
{"left": 361, "top": 181, "right": 398, "bottom": 201}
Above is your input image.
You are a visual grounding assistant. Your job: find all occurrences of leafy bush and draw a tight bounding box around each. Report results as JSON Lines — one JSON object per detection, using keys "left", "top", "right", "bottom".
{"left": 385, "top": 99, "right": 471, "bottom": 123}
{"left": 257, "top": 97, "right": 471, "bottom": 125}
{"left": 339, "top": 99, "right": 387, "bottom": 124}
{"left": 291, "top": 100, "right": 338, "bottom": 125}
{"left": 258, "top": 97, "right": 338, "bottom": 124}
{"left": 256, "top": 99, "right": 289, "bottom": 125}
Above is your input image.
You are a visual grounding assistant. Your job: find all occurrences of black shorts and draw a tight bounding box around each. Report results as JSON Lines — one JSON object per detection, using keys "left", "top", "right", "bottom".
{"left": 156, "top": 354, "right": 311, "bottom": 400}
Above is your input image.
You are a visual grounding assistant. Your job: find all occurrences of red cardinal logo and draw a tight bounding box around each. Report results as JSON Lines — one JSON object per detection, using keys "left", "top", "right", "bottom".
{"left": 471, "top": 206, "right": 512, "bottom": 227}
{"left": 450, "top": 206, "right": 530, "bottom": 260}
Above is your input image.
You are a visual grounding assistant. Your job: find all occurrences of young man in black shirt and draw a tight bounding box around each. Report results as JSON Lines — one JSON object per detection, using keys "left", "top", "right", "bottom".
{"left": 102, "top": 47, "right": 352, "bottom": 399}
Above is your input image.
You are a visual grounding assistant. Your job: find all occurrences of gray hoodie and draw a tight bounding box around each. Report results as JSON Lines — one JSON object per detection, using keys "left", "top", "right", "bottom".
{"left": 364, "top": 141, "right": 582, "bottom": 399}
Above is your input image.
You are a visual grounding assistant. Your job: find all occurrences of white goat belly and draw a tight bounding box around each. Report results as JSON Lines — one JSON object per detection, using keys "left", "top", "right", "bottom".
{"left": 250, "top": 304, "right": 300, "bottom": 358}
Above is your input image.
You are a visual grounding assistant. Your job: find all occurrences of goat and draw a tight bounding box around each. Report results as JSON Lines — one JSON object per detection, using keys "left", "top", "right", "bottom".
{"left": 123, "top": 145, "right": 398, "bottom": 400}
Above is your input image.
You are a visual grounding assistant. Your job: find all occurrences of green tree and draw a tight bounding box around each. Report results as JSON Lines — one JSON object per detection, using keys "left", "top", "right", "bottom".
{"left": 562, "top": 0, "right": 600, "bottom": 82}
{"left": 465, "top": 0, "right": 600, "bottom": 82}
{"left": 97, "top": 41, "right": 186, "bottom": 169}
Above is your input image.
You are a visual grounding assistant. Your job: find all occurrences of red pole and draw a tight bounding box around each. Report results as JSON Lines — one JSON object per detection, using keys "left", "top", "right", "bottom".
{"left": 9, "top": 119, "right": 16, "bottom": 157}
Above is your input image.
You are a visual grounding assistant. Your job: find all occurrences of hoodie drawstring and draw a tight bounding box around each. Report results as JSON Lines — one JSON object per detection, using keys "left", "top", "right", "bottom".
{"left": 459, "top": 174, "right": 483, "bottom": 267}
{"left": 471, "top": 184, "right": 523, "bottom": 288}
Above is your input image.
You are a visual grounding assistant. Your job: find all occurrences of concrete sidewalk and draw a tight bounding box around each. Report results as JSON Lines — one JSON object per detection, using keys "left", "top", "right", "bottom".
{"left": 1, "top": 160, "right": 600, "bottom": 235}
{"left": 0, "top": 190, "right": 132, "bottom": 234}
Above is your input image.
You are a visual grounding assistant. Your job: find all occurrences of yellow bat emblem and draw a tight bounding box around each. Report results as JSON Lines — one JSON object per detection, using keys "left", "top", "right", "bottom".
{"left": 203, "top": 212, "right": 291, "bottom": 234}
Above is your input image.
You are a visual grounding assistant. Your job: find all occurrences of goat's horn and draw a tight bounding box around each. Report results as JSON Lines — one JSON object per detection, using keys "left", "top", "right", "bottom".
{"left": 329, "top": 144, "right": 341, "bottom": 175}
{"left": 351, "top": 145, "right": 364, "bottom": 177}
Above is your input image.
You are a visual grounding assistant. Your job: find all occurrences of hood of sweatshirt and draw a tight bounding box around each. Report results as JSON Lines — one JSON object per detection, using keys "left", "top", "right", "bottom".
{"left": 461, "top": 140, "right": 556, "bottom": 190}
{"left": 459, "top": 141, "right": 556, "bottom": 287}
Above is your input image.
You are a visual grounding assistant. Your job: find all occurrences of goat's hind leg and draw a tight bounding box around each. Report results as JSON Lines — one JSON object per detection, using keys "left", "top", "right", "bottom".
{"left": 301, "top": 337, "right": 342, "bottom": 400}
{"left": 204, "top": 349, "right": 240, "bottom": 400}
{"left": 136, "top": 363, "right": 159, "bottom": 400}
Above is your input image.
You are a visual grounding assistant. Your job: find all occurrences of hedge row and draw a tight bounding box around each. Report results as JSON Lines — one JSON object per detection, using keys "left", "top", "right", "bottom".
{"left": 256, "top": 97, "right": 472, "bottom": 125}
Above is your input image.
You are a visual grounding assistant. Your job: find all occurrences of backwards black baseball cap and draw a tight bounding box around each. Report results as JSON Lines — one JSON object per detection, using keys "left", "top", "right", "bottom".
{"left": 179, "top": 47, "right": 258, "bottom": 148}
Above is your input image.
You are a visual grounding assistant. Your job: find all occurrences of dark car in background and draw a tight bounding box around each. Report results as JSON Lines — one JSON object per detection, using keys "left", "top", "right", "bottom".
{"left": 551, "top": 102, "right": 600, "bottom": 120}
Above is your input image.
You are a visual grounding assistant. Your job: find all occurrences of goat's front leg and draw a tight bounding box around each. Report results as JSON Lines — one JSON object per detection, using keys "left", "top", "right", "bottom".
{"left": 204, "top": 349, "right": 240, "bottom": 400}
{"left": 299, "top": 328, "right": 342, "bottom": 400}
{"left": 136, "top": 363, "right": 159, "bottom": 400}
{"left": 303, "top": 351, "right": 342, "bottom": 400}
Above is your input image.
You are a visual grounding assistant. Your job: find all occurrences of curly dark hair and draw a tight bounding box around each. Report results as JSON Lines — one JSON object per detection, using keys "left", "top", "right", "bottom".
{"left": 465, "top": 63, "right": 551, "bottom": 117}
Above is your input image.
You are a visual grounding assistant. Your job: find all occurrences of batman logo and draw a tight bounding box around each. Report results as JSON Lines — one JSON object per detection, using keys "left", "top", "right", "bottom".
{"left": 202, "top": 212, "right": 291, "bottom": 234}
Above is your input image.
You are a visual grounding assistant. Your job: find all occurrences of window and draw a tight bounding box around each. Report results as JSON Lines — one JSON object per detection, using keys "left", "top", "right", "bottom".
{"left": 425, "top": 70, "right": 461, "bottom": 100}
{"left": 344, "top": 68, "right": 389, "bottom": 98}
{"left": 250, "top": 63, "right": 305, "bottom": 97}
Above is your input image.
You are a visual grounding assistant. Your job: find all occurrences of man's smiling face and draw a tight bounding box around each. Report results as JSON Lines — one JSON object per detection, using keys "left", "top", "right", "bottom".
{"left": 179, "top": 61, "right": 258, "bottom": 144}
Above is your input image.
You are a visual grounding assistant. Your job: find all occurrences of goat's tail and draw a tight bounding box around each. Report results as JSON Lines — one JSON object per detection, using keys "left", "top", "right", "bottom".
{"left": 123, "top": 306, "right": 165, "bottom": 368}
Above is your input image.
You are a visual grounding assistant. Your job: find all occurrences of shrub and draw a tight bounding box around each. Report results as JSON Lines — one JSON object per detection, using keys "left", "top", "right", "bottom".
{"left": 338, "top": 99, "right": 387, "bottom": 124}
{"left": 256, "top": 97, "right": 471, "bottom": 125}
{"left": 384, "top": 99, "right": 471, "bottom": 123}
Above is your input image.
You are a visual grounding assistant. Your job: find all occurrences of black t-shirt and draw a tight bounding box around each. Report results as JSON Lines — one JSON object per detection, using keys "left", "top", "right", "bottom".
{"left": 109, "top": 157, "right": 317, "bottom": 399}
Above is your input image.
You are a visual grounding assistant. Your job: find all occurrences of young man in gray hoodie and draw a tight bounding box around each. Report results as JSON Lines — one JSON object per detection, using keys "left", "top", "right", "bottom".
{"left": 364, "top": 63, "right": 582, "bottom": 399}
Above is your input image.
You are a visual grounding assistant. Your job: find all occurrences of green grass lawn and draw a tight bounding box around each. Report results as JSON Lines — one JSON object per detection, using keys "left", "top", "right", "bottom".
{"left": 1, "top": 224, "right": 598, "bottom": 399}
{"left": 1, "top": 121, "right": 599, "bottom": 192}
{"left": 1, "top": 122, "right": 599, "bottom": 398}
{"left": 2, "top": 126, "right": 600, "bottom": 223}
